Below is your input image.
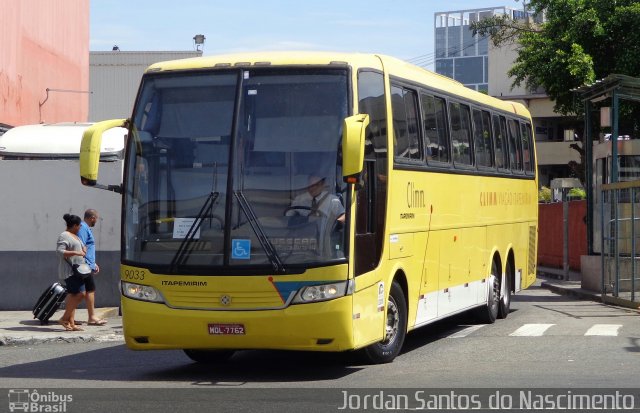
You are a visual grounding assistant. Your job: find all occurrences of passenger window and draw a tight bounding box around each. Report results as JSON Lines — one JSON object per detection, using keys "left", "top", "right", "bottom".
{"left": 507, "top": 119, "right": 523, "bottom": 172}
{"left": 420, "top": 93, "right": 450, "bottom": 163}
{"left": 493, "top": 115, "right": 508, "bottom": 169}
{"left": 472, "top": 109, "right": 494, "bottom": 167}
{"left": 391, "top": 85, "right": 422, "bottom": 162}
{"left": 520, "top": 122, "right": 534, "bottom": 173}
{"left": 449, "top": 102, "right": 472, "bottom": 165}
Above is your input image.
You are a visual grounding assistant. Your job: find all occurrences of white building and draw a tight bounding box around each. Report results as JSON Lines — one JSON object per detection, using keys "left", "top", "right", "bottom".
{"left": 89, "top": 50, "right": 202, "bottom": 121}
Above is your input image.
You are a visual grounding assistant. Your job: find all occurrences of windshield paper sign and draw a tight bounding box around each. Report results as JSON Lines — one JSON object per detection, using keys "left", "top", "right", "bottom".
{"left": 172, "top": 218, "right": 201, "bottom": 239}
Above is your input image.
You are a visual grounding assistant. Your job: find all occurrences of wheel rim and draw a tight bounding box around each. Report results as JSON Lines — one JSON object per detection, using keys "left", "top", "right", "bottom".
{"left": 383, "top": 296, "right": 399, "bottom": 345}
{"left": 491, "top": 275, "right": 500, "bottom": 310}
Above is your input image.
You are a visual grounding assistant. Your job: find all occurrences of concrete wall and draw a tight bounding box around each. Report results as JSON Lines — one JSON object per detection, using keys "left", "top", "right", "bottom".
{"left": 0, "top": 0, "right": 89, "bottom": 126}
{"left": 0, "top": 161, "right": 122, "bottom": 310}
{"left": 536, "top": 141, "right": 582, "bottom": 166}
{"left": 488, "top": 43, "right": 528, "bottom": 98}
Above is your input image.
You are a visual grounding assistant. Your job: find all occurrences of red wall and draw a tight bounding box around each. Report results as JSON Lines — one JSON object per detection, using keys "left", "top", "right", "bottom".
{"left": 0, "top": 0, "right": 89, "bottom": 126}
{"left": 538, "top": 200, "right": 587, "bottom": 270}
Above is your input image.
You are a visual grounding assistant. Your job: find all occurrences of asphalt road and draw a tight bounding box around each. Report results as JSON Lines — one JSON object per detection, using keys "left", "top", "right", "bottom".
{"left": 1, "top": 285, "right": 639, "bottom": 412}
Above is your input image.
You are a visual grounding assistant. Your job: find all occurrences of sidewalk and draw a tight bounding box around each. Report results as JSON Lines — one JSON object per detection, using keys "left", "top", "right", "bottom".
{"left": 536, "top": 266, "right": 603, "bottom": 303}
{"left": 0, "top": 307, "right": 123, "bottom": 346}
{"left": 538, "top": 277, "right": 603, "bottom": 302}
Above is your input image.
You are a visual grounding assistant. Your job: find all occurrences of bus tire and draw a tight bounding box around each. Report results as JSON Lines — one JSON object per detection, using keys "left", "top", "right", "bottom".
{"left": 475, "top": 262, "right": 499, "bottom": 324}
{"left": 362, "top": 280, "right": 407, "bottom": 364}
{"left": 183, "top": 349, "right": 235, "bottom": 364}
{"left": 498, "top": 261, "right": 512, "bottom": 319}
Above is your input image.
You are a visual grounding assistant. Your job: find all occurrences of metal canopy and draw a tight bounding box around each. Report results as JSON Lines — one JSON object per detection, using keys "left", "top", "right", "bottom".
{"left": 574, "top": 74, "right": 640, "bottom": 103}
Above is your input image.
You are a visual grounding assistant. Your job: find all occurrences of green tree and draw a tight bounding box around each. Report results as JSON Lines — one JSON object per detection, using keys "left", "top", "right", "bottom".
{"left": 471, "top": 0, "right": 640, "bottom": 115}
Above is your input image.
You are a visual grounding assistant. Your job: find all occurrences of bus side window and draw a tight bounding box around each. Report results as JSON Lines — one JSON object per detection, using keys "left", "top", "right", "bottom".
{"left": 507, "top": 118, "right": 523, "bottom": 172}
{"left": 449, "top": 102, "right": 472, "bottom": 165}
{"left": 492, "top": 114, "right": 508, "bottom": 169}
{"left": 391, "top": 85, "right": 422, "bottom": 162}
{"left": 520, "top": 122, "right": 534, "bottom": 173}
{"left": 472, "top": 109, "right": 494, "bottom": 168}
{"left": 420, "top": 93, "right": 450, "bottom": 164}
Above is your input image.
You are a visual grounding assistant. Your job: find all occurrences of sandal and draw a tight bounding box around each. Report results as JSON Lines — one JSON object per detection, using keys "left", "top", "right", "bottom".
{"left": 87, "top": 319, "right": 107, "bottom": 326}
{"left": 57, "top": 319, "right": 73, "bottom": 331}
{"left": 71, "top": 325, "right": 84, "bottom": 331}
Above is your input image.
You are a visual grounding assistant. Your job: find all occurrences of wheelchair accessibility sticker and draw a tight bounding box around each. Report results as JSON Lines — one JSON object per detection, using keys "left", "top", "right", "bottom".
{"left": 232, "top": 239, "right": 251, "bottom": 260}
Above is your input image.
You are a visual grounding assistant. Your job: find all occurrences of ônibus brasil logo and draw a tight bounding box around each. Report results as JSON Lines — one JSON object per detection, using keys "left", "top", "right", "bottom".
{"left": 8, "top": 389, "right": 72, "bottom": 412}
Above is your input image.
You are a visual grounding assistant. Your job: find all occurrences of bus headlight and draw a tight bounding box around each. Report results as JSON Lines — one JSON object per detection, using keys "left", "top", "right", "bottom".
{"left": 292, "top": 280, "right": 353, "bottom": 304}
{"left": 121, "top": 281, "right": 165, "bottom": 303}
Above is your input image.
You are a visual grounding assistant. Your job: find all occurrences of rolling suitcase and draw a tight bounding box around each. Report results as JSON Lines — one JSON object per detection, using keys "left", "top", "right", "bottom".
{"left": 32, "top": 282, "right": 67, "bottom": 324}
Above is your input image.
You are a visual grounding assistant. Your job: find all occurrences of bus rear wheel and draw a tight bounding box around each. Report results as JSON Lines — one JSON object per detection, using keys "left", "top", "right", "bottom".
{"left": 498, "top": 261, "right": 512, "bottom": 319}
{"left": 183, "top": 349, "right": 235, "bottom": 364}
{"left": 362, "top": 281, "right": 407, "bottom": 364}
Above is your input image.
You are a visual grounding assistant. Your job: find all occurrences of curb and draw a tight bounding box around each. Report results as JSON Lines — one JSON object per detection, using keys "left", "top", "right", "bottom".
{"left": 540, "top": 281, "right": 602, "bottom": 303}
{"left": 0, "top": 333, "right": 124, "bottom": 347}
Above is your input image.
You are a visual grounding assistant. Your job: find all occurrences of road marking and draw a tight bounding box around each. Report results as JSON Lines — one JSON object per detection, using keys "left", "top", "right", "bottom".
{"left": 509, "top": 323, "right": 555, "bottom": 336}
{"left": 584, "top": 324, "right": 622, "bottom": 336}
{"left": 446, "top": 324, "right": 486, "bottom": 338}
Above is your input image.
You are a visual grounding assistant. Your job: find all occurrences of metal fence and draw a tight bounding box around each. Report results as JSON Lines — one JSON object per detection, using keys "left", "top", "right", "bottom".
{"left": 600, "top": 180, "right": 640, "bottom": 304}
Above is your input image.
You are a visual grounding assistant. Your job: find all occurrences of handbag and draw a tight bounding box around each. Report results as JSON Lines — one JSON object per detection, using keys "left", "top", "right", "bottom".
{"left": 66, "top": 259, "right": 92, "bottom": 279}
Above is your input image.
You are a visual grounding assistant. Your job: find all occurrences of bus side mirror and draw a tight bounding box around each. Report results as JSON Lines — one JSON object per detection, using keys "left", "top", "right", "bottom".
{"left": 80, "top": 119, "right": 127, "bottom": 192}
{"left": 342, "top": 114, "right": 369, "bottom": 185}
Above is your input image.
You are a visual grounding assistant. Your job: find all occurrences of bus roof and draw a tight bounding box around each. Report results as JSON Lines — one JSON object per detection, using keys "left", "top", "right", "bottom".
{"left": 0, "top": 123, "right": 126, "bottom": 159}
{"left": 144, "top": 51, "right": 530, "bottom": 119}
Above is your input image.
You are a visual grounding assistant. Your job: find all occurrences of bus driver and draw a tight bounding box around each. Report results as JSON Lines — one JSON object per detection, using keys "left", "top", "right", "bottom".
{"left": 286, "top": 175, "right": 345, "bottom": 223}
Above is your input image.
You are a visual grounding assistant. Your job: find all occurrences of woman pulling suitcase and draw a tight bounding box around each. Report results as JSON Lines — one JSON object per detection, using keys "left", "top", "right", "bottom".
{"left": 56, "top": 214, "right": 88, "bottom": 331}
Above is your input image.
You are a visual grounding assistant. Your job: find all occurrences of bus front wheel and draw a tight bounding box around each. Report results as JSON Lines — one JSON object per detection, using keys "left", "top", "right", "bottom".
{"left": 362, "top": 281, "right": 407, "bottom": 364}
{"left": 183, "top": 349, "right": 235, "bottom": 364}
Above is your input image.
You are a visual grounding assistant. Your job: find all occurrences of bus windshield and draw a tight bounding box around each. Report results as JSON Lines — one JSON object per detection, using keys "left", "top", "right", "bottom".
{"left": 124, "top": 69, "right": 349, "bottom": 273}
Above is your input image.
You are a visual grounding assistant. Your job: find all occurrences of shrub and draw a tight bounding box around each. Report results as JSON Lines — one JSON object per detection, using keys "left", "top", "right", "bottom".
{"left": 568, "top": 187, "right": 586, "bottom": 200}
{"left": 538, "top": 186, "right": 552, "bottom": 203}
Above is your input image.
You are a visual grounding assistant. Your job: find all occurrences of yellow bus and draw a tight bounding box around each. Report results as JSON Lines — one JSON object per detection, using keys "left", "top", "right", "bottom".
{"left": 80, "top": 51, "right": 538, "bottom": 364}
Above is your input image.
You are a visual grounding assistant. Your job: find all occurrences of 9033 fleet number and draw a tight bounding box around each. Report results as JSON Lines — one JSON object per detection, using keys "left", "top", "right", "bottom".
{"left": 123, "top": 269, "right": 146, "bottom": 281}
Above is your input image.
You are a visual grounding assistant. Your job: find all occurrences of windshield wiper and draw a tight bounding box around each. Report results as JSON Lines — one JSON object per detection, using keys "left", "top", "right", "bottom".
{"left": 169, "top": 191, "right": 219, "bottom": 273}
{"left": 234, "top": 190, "right": 285, "bottom": 273}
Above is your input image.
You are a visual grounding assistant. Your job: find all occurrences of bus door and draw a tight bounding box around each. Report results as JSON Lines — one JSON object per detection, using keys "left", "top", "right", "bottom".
{"left": 351, "top": 70, "right": 388, "bottom": 347}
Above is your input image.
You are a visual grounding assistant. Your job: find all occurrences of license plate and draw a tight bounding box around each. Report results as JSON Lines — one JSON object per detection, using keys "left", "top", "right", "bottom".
{"left": 208, "top": 323, "right": 245, "bottom": 335}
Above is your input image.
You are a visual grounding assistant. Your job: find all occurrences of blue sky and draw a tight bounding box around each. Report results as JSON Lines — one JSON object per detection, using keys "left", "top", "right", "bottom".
{"left": 90, "top": 1, "right": 524, "bottom": 68}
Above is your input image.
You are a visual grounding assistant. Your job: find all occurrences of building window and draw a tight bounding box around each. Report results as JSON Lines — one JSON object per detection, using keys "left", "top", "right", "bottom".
{"left": 447, "top": 26, "right": 461, "bottom": 57}
{"left": 436, "top": 59, "right": 454, "bottom": 79}
{"left": 454, "top": 57, "right": 484, "bottom": 84}
{"left": 478, "top": 34, "right": 489, "bottom": 56}
{"left": 435, "top": 27, "right": 447, "bottom": 58}
{"left": 463, "top": 25, "right": 476, "bottom": 57}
